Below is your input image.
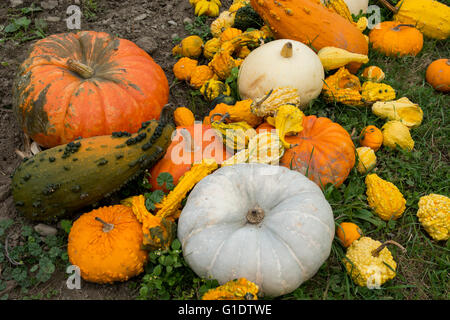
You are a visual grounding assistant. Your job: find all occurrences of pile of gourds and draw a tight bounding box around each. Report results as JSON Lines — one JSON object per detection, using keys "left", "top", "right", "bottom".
{"left": 8, "top": 0, "right": 449, "bottom": 299}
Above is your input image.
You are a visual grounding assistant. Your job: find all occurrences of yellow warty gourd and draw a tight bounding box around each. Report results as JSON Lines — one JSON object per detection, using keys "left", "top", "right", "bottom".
{"left": 381, "top": 120, "right": 414, "bottom": 151}
{"left": 417, "top": 194, "right": 450, "bottom": 241}
{"left": 202, "top": 278, "right": 259, "bottom": 300}
{"left": 361, "top": 81, "right": 396, "bottom": 103}
{"left": 344, "top": 237, "right": 403, "bottom": 288}
{"left": 372, "top": 97, "right": 423, "bottom": 128}
{"left": 365, "top": 173, "right": 406, "bottom": 221}
{"left": 356, "top": 147, "right": 376, "bottom": 174}
{"left": 318, "top": 47, "right": 369, "bottom": 71}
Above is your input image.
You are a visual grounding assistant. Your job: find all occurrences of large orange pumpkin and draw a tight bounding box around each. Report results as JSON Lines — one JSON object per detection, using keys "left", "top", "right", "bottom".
{"left": 149, "top": 123, "right": 232, "bottom": 191}
{"left": 250, "top": 0, "right": 368, "bottom": 73}
{"left": 279, "top": 115, "right": 356, "bottom": 188}
{"left": 13, "top": 31, "right": 169, "bottom": 148}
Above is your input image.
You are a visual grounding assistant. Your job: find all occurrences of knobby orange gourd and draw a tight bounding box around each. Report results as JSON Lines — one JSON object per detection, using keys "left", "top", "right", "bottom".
{"left": 250, "top": 0, "right": 368, "bottom": 73}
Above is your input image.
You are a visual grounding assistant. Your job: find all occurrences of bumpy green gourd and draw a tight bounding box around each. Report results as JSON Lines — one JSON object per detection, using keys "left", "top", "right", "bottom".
{"left": 12, "top": 115, "right": 175, "bottom": 221}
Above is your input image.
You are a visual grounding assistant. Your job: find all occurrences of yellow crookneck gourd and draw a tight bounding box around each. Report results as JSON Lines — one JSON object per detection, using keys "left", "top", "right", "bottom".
{"left": 202, "top": 278, "right": 259, "bottom": 300}
{"left": 372, "top": 97, "right": 423, "bottom": 128}
{"left": 121, "top": 195, "right": 177, "bottom": 251}
{"left": 250, "top": 86, "right": 301, "bottom": 117}
{"left": 155, "top": 159, "right": 219, "bottom": 219}
{"left": 318, "top": 47, "right": 369, "bottom": 71}
{"left": 344, "top": 237, "right": 406, "bottom": 288}
{"left": 365, "top": 173, "right": 406, "bottom": 221}
{"left": 266, "top": 104, "right": 305, "bottom": 149}
{"left": 416, "top": 194, "right": 450, "bottom": 241}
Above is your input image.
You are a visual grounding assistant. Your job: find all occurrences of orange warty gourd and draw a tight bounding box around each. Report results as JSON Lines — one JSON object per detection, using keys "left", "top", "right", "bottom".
{"left": 149, "top": 123, "right": 232, "bottom": 191}
{"left": 425, "top": 59, "right": 450, "bottom": 93}
{"left": 67, "top": 205, "right": 148, "bottom": 284}
{"left": 13, "top": 31, "right": 169, "bottom": 148}
{"left": 250, "top": 0, "right": 368, "bottom": 73}
{"left": 359, "top": 125, "right": 383, "bottom": 151}
{"left": 280, "top": 115, "right": 356, "bottom": 188}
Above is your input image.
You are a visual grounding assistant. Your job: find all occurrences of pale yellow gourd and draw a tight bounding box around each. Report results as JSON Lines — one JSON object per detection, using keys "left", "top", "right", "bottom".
{"left": 318, "top": 47, "right": 369, "bottom": 71}
{"left": 372, "top": 97, "right": 423, "bottom": 128}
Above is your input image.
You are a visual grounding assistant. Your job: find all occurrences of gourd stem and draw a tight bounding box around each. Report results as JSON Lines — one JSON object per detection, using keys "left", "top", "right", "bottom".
{"left": 178, "top": 128, "right": 197, "bottom": 152}
{"left": 392, "top": 24, "right": 416, "bottom": 31}
{"left": 371, "top": 240, "right": 406, "bottom": 257}
{"left": 210, "top": 113, "right": 230, "bottom": 124}
{"left": 67, "top": 59, "right": 95, "bottom": 79}
{"left": 246, "top": 205, "right": 265, "bottom": 224}
{"left": 377, "top": 0, "right": 398, "bottom": 14}
{"left": 95, "top": 217, "right": 114, "bottom": 233}
{"left": 280, "top": 42, "right": 293, "bottom": 58}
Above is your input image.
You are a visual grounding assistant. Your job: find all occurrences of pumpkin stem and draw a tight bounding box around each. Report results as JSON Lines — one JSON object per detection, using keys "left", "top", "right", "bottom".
{"left": 371, "top": 240, "right": 406, "bottom": 257}
{"left": 280, "top": 42, "right": 293, "bottom": 58}
{"left": 95, "top": 217, "right": 114, "bottom": 233}
{"left": 377, "top": 0, "right": 398, "bottom": 14}
{"left": 67, "top": 59, "right": 95, "bottom": 79}
{"left": 392, "top": 24, "right": 416, "bottom": 31}
{"left": 246, "top": 205, "right": 265, "bottom": 224}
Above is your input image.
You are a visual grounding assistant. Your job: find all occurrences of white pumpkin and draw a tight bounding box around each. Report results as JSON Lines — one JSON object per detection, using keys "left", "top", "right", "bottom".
{"left": 177, "top": 163, "right": 335, "bottom": 297}
{"left": 237, "top": 39, "right": 325, "bottom": 108}
{"left": 320, "top": 0, "right": 369, "bottom": 15}
{"left": 343, "top": 0, "right": 368, "bottom": 15}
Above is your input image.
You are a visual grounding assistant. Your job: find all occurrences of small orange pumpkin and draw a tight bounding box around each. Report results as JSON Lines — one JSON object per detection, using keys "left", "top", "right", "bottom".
{"left": 336, "top": 222, "right": 362, "bottom": 247}
{"left": 425, "top": 59, "right": 450, "bottom": 93}
{"left": 67, "top": 205, "right": 148, "bottom": 284}
{"left": 359, "top": 125, "right": 383, "bottom": 152}
{"left": 369, "top": 22, "right": 423, "bottom": 57}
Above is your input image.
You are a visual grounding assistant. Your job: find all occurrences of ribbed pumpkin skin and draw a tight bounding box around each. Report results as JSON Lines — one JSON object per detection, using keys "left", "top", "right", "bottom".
{"left": 250, "top": 0, "right": 368, "bottom": 72}
{"left": 149, "top": 123, "right": 232, "bottom": 191}
{"left": 178, "top": 164, "right": 335, "bottom": 297}
{"left": 280, "top": 115, "right": 356, "bottom": 188}
{"left": 68, "top": 205, "right": 148, "bottom": 284}
{"left": 13, "top": 31, "right": 169, "bottom": 148}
